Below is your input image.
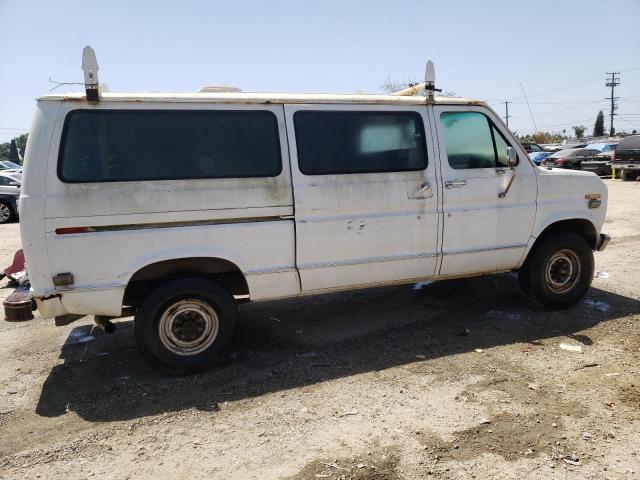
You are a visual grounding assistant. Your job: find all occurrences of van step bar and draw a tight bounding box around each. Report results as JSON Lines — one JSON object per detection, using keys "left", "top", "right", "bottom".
{"left": 3, "top": 283, "right": 35, "bottom": 322}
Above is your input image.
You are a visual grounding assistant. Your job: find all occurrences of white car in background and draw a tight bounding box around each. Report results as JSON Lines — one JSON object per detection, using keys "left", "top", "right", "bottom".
{"left": 0, "top": 160, "right": 23, "bottom": 175}
{"left": 0, "top": 171, "right": 21, "bottom": 224}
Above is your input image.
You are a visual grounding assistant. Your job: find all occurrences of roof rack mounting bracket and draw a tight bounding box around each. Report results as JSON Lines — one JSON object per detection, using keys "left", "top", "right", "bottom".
{"left": 81, "top": 45, "right": 100, "bottom": 102}
{"left": 391, "top": 60, "right": 442, "bottom": 99}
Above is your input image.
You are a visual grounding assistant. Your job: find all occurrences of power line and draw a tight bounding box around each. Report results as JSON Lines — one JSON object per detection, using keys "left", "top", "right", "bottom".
{"left": 520, "top": 83, "right": 538, "bottom": 131}
{"left": 605, "top": 72, "right": 621, "bottom": 135}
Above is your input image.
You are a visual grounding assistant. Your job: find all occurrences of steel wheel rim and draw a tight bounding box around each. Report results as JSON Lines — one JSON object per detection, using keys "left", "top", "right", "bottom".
{"left": 0, "top": 204, "right": 10, "bottom": 223}
{"left": 158, "top": 299, "right": 219, "bottom": 356}
{"left": 545, "top": 249, "right": 581, "bottom": 294}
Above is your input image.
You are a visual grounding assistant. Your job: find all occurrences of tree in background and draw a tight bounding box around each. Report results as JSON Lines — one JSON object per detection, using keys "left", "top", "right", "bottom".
{"left": 8, "top": 140, "right": 19, "bottom": 161}
{"left": 572, "top": 125, "right": 586, "bottom": 139}
{"left": 517, "top": 131, "right": 567, "bottom": 144}
{"left": 15, "top": 133, "right": 28, "bottom": 158}
{"left": 0, "top": 133, "right": 28, "bottom": 163}
{"left": 593, "top": 111, "right": 605, "bottom": 137}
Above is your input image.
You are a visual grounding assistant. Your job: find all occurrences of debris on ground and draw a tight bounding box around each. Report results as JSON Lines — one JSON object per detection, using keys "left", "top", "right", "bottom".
{"left": 336, "top": 410, "right": 359, "bottom": 418}
{"left": 561, "top": 453, "right": 582, "bottom": 466}
{"left": 559, "top": 343, "right": 583, "bottom": 353}
{"left": 296, "top": 351, "right": 319, "bottom": 358}
{"left": 574, "top": 363, "right": 599, "bottom": 370}
{"left": 412, "top": 281, "right": 434, "bottom": 290}
{"left": 485, "top": 310, "right": 521, "bottom": 320}
{"left": 583, "top": 299, "right": 612, "bottom": 313}
{"left": 594, "top": 271, "right": 610, "bottom": 278}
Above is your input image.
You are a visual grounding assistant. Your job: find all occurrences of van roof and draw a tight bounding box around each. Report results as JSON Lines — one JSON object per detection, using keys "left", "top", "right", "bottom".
{"left": 36, "top": 91, "right": 486, "bottom": 106}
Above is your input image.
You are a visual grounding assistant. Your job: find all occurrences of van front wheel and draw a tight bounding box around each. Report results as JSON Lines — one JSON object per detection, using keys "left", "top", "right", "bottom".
{"left": 519, "top": 233, "right": 594, "bottom": 310}
{"left": 134, "top": 278, "right": 237, "bottom": 374}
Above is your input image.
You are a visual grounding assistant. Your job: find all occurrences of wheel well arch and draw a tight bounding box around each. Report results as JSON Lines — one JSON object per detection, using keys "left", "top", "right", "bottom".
{"left": 532, "top": 218, "right": 598, "bottom": 252}
{"left": 123, "top": 257, "right": 249, "bottom": 306}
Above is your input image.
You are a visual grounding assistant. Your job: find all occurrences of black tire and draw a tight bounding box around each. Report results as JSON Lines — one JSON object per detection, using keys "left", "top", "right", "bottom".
{"left": 517, "top": 258, "right": 532, "bottom": 296}
{"left": 621, "top": 170, "right": 629, "bottom": 181}
{"left": 134, "top": 277, "right": 237, "bottom": 374}
{"left": 0, "top": 201, "right": 15, "bottom": 224}
{"left": 519, "top": 233, "right": 594, "bottom": 310}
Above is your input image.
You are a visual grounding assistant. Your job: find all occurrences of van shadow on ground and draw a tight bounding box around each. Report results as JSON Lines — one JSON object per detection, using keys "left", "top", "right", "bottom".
{"left": 35, "top": 273, "right": 640, "bottom": 422}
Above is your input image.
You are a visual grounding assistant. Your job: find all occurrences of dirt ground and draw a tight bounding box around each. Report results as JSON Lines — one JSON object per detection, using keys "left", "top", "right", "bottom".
{"left": 0, "top": 179, "right": 638, "bottom": 480}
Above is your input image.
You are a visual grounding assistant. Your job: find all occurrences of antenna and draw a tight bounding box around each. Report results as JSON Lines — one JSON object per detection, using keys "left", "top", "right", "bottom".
{"left": 81, "top": 46, "right": 100, "bottom": 102}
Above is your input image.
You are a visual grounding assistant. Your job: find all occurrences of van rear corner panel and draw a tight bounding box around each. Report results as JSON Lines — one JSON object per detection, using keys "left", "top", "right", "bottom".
{"left": 34, "top": 102, "right": 298, "bottom": 315}
{"left": 20, "top": 100, "right": 62, "bottom": 293}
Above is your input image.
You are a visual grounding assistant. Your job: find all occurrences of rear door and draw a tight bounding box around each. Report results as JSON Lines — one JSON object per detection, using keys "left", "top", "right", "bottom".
{"left": 285, "top": 104, "right": 441, "bottom": 292}
{"left": 433, "top": 105, "right": 537, "bottom": 276}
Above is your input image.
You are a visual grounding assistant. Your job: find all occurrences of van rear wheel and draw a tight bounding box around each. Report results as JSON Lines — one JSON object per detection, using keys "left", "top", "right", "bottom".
{"left": 518, "top": 233, "right": 593, "bottom": 310}
{"left": 134, "top": 278, "right": 237, "bottom": 374}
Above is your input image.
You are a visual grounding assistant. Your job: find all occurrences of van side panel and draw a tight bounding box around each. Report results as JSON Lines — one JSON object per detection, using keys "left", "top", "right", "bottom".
{"left": 38, "top": 102, "right": 299, "bottom": 317}
{"left": 20, "top": 102, "right": 59, "bottom": 295}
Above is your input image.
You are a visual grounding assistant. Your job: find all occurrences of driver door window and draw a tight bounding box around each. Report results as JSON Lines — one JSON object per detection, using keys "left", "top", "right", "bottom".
{"left": 440, "top": 111, "right": 513, "bottom": 169}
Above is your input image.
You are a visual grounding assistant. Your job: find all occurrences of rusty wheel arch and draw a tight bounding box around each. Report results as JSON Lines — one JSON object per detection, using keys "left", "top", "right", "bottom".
{"left": 123, "top": 257, "right": 249, "bottom": 307}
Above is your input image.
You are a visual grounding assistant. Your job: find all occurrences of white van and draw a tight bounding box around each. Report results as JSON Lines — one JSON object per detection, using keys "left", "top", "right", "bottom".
{"left": 5, "top": 64, "right": 610, "bottom": 373}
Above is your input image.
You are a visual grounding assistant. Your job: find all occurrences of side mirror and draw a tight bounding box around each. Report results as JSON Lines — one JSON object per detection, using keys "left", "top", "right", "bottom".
{"left": 499, "top": 148, "right": 518, "bottom": 199}
{"left": 507, "top": 147, "right": 517, "bottom": 168}
{"left": 9, "top": 182, "right": 20, "bottom": 187}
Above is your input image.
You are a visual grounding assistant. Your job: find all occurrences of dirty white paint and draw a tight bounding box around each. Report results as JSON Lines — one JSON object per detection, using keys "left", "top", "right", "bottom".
{"left": 19, "top": 93, "right": 609, "bottom": 318}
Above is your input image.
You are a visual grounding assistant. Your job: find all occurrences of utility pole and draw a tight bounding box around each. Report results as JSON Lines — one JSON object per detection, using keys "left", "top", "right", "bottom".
{"left": 504, "top": 101, "right": 510, "bottom": 128}
{"left": 605, "top": 72, "right": 620, "bottom": 136}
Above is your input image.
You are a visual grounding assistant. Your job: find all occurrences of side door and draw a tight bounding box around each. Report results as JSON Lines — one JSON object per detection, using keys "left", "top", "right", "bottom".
{"left": 285, "top": 104, "right": 441, "bottom": 292}
{"left": 433, "top": 105, "right": 537, "bottom": 276}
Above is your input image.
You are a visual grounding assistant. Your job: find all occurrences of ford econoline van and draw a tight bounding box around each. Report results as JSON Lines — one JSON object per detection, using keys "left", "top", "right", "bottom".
{"left": 4, "top": 58, "right": 610, "bottom": 373}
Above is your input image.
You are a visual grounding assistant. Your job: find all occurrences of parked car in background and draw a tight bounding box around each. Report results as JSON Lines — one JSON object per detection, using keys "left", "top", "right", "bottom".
{"left": 585, "top": 142, "right": 618, "bottom": 153}
{"left": 0, "top": 171, "right": 21, "bottom": 224}
{"left": 529, "top": 151, "right": 553, "bottom": 165}
{"left": 582, "top": 150, "right": 615, "bottom": 177}
{"left": 520, "top": 142, "right": 544, "bottom": 153}
{"left": 541, "top": 148, "right": 599, "bottom": 170}
{"left": 612, "top": 135, "right": 640, "bottom": 181}
{"left": 0, "top": 161, "right": 22, "bottom": 174}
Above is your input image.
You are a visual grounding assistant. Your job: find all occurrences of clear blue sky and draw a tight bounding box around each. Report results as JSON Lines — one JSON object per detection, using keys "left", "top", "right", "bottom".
{"left": 1, "top": 0, "right": 639, "bottom": 143}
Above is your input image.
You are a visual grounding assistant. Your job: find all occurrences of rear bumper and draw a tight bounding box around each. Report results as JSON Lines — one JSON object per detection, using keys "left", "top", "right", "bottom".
{"left": 596, "top": 233, "right": 611, "bottom": 252}
{"left": 3, "top": 283, "right": 35, "bottom": 322}
{"left": 614, "top": 164, "right": 640, "bottom": 171}
{"left": 582, "top": 162, "right": 611, "bottom": 175}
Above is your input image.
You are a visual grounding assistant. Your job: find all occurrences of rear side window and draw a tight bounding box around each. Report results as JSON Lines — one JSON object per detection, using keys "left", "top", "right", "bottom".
{"left": 59, "top": 110, "right": 282, "bottom": 182}
{"left": 440, "top": 111, "right": 514, "bottom": 169}
{"left": 294, "top": 111, "right": 427, "bottom": 175}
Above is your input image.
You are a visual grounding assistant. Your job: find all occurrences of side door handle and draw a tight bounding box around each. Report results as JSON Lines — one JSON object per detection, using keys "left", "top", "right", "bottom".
{"left": 409, "top": 180, "right": 433, "bottom": 199}
{"left": 445, "top": 180, "right": 467, "bottom": 189}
